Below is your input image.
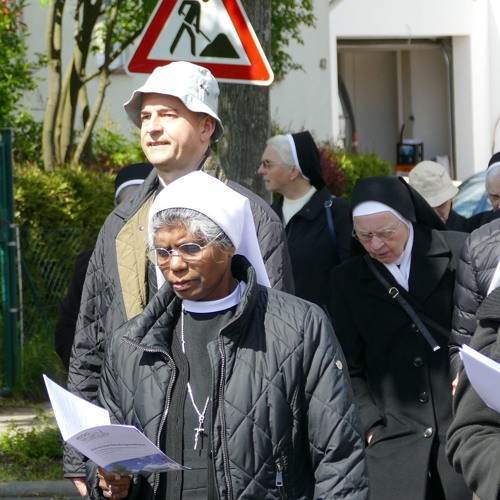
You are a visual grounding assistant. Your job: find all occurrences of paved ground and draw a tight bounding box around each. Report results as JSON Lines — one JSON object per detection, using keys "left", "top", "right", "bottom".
{"left": 0, "top": 402, "right": 55, "bottom": 434}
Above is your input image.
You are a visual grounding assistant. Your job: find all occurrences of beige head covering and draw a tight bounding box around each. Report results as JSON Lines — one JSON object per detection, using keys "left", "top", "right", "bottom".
{"left": 408, "top": 161, "right": 458, "bottom": 207}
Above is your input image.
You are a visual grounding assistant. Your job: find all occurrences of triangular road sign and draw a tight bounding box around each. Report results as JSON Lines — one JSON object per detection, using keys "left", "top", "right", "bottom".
{"left": 127, "top": 0, "right": 274, "bottom": 85}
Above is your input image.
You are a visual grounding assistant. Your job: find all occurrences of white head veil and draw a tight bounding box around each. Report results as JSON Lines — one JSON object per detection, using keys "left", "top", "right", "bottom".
{"left": 148, "top": 171, "right": 271, "bottom": 289}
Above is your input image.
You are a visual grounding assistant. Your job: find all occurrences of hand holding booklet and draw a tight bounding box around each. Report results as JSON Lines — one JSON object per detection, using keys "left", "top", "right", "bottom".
{"left": 43, "top": 375, "right": 187, "bottom": 474}
{"left": 459, "top": 344, "right": 500, "bottom": 413}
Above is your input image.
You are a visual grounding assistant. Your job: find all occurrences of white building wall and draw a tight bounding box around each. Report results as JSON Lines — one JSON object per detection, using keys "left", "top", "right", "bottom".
{"left": 329, "top": 0, "right": 499, "bottom": 179}
{"left": 21, "top": 0, "right": 500, "bottom": 179}
{"left": 269, "top": 1, "right": 332, "bottom": 141}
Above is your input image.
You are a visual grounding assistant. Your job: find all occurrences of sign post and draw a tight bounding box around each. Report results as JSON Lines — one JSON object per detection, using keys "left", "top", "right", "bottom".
{"left": 127, "top": 0, "right": 273, "bottom": 85}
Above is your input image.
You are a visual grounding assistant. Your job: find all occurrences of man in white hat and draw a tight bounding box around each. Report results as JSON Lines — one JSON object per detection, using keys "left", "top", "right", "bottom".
{"left": 408, "top": 160, "right": 467, "bottom": 231}
{"left": 64, "top": 61, "right": 293, "bottom": 495}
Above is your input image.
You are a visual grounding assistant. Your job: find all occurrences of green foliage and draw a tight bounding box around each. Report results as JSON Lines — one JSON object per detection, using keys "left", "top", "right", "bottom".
{"left": 11, "top": 112, "right": 44, "bottom": 167}
{"left": 9, "top": 165, "right": 115, "bottom": 399}
{"left": 271, "top": 0, "right": 315, "bottom": 79}
{"left": 14, "top": 164, "right": 115, "bottom": 229}
{"left": 320, "top": 144, "right": 392, "bottom": 199}
{"left": 94, "top": 115, "right": 146, "bottom": 168}
{"left": 0, "top": 0, "right": 45, "bottom": 124}
{"left": 15, "top": 329, "right": 68, "bottom": 401}
{"left": 0, "top": 415, "right": 63, "bottom": 481}
{"left": 334, "top": 150, "right": 393, "bottom": 199}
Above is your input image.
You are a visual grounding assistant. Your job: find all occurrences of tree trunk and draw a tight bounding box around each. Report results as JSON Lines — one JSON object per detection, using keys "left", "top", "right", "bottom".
{"left": 217, "top": 1, "right": 271, "bottom": 201}
{"left": 42, "top": 0, "right": 65, "bottom": 171}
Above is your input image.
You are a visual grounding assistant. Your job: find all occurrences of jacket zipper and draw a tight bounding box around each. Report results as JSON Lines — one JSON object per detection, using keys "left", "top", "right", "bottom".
{"left": 218, "top": 334, "right": 234, "bottom": 500}
{"left": 275, "top": 459, "right": 287, "bottom": 499}
{"left": 122, "top": 338, "right": 176, "bottom": 497}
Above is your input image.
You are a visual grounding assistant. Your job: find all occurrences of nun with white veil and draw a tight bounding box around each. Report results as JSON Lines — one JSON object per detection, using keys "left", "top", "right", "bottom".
{"left": 328, "top": 175, "right": 470, "bottom": 500}
{"left": 85, "top": 171, "right": 368, "bottom": 500}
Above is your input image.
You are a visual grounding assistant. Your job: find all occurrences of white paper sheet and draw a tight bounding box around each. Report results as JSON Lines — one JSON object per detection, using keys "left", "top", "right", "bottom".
{"left": 460, "top": 344, "right": 500, "bottom": 413}
{"left": 43, "top": 375, "right": 186, "bottom": 473}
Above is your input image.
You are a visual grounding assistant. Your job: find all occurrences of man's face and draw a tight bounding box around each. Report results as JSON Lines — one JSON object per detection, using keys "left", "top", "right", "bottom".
{"left": 487, "top": 176, "right": 500, "bottom": 210}
{"left": 140, "top": 93, "right": 214, "bottom": 182}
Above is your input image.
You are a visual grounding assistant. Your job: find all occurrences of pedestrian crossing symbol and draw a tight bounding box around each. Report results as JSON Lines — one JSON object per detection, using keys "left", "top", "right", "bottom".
{"left": 127, "top": 0, "right": 274, "bottom": 85}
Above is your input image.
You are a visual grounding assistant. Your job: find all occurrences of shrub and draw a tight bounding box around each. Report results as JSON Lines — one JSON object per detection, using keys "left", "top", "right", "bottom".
{"left": 8, "top": 164, "right": 115, "bottom": 399}
{"left": 93, "top": 114, "right": 146, "bottom": 169}
{"left": 319, "top": 142, "right": 392, "bottom": 199}
{"left": 0, "top": 414, "right": 63, "bottom": 481}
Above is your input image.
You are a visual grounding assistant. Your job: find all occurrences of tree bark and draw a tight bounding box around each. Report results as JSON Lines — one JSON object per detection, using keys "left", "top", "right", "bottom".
{"left": 42, "top": 0, "right": 65, "bottom": 171}
{"left": 217, "top": 1, "right": 271, "bottom": 201}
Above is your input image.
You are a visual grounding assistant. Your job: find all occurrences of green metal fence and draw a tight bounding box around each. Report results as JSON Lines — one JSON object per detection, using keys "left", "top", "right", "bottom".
{"left": 0, "top": 129, "right": 18, "bottom": 395}
{"left": 0, "top": 126, "right": 101, "bottom": 394}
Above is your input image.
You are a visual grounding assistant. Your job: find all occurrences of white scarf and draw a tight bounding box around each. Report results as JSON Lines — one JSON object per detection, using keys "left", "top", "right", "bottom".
{"left": 382, "top": 224, "right": 414, "bottom": 291}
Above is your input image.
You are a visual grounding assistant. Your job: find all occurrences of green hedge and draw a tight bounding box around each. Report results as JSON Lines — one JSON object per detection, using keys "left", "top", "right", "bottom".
{"left": 6, "top": 164, "right": 115, "bottom": 399}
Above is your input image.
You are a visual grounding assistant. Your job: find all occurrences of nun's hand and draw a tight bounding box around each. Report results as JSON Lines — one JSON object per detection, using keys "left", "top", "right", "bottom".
{"left": 97, "top": 467, "right": 132, "bottom": 499}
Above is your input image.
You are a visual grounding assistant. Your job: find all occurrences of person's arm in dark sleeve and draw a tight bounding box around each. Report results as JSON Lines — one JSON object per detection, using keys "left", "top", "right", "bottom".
{"left": 54, "top": 248, "right": 94, "bottom": 370}
{"left": 302, "top": 305, "right": 368, "bottom": 499}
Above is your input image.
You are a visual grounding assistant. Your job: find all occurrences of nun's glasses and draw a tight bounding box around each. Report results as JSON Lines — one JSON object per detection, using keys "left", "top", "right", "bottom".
{"left": 148, "top": 243, "right": 209, "bottom": 267}
{"left": 352, "top": 220, "right": 402, "bottom": 244}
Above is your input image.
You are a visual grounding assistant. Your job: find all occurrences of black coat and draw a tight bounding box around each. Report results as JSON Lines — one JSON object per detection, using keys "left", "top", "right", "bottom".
{"left": 446, "top": 287, "right": 500, "bottom": 500}
{"left": 54, "top": 247, "right": 93, "bottom": 370}
{"left": 85, "top": 257, "right": 368, "bottom": 499}
{"left": 329, "top": 224, "right": 470, "bottom": 500}
{"left": 65, "top": 156, "right": 295, "bottom": 477}
{"left": 272, "top": 187, "right": 352, "bottom": 310}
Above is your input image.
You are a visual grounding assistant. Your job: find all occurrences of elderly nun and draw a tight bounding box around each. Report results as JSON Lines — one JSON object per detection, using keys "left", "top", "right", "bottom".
{"left": 257, "top": 131, "right": 352, "bottom": 309}
{"left": 328, "top": 175, "right": 470, "bottom": 500}
{"left": 86, "top": 171, "right": 368, "bottom": 500}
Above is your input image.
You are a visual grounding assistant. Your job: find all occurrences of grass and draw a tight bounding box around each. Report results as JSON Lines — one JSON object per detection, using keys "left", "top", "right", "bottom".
{"left": 0, "top": 413, "right": 64, "bottom": 481}
{"left": 0, "top": 321, "right": 67, "bottom": 481}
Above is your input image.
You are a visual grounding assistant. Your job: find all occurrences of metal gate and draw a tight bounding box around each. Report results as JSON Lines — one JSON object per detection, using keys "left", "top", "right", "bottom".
{"left": 0, "top": 128, "right": 19, "bottom": 395}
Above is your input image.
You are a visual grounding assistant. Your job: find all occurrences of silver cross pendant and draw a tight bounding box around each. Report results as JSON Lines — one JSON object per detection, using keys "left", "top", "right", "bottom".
{"left": 194, "top": 416, "right": 205, "bottom": 450}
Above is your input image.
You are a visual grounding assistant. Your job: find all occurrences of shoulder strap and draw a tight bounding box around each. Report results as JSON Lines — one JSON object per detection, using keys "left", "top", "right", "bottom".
{"left": 363, "top": 254, "right": 441, "bottom": 351}
{"left": 324, "top": 195, "right": 339, "bottom": 256}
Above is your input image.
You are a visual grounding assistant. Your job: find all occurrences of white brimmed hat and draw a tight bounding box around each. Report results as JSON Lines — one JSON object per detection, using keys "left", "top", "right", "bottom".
{"left": 408, "top": 161, "right": 458, "bottom": 207}
{"left": 148, "top": 171, "right": 270, "bottom": 288}
{"left": 124, "top": 61, "right": 224, "bottom": 141}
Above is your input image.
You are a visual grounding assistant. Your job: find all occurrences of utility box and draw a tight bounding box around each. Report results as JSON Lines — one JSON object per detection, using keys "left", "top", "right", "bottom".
{"left": 395, "top": 140, "right": 424, "bottom": 175}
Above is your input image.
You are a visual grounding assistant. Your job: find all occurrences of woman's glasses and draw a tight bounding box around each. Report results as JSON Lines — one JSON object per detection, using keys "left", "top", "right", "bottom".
{"left": 352, "top": 220, "right": 402, "bottom": 244}
{"left": 148, "top": 242, "right": 208, "bottom": 267}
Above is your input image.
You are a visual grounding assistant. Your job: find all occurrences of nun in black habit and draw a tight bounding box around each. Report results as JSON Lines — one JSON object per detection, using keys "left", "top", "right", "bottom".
{"left": 257, "top": 130, "right": 352, "bottom": 310}
{"left": 328, "top": 176, "right": 471, "bottom": 500}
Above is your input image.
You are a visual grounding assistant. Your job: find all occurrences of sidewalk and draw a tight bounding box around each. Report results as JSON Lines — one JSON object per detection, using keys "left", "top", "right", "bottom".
{"left": 0, "top": 404, "right": 81, "bottom": 499}
{"left": 0, "top": 402, "right": 55, "bottom": 434}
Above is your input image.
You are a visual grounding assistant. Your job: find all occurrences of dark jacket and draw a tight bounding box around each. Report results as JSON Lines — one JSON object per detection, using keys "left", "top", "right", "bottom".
{"left": 65, "top": 156, "right": 294, "bottom": 477}
{"left": 272, "top": 187, "right": 352, "bottom": 310}
{"left": 445, "top": 209, "right": 469, "bottom": 231}
{"left": 446, "top": 287, "right": 500, "bottom": 500}
{"left": 329, "top": 225, "right": 469, "bottom": 500}
{"left": 449, "top": 217, "right": 500, "bottom": 374}
{"left": 85, "top": 257, "right": 368, "bottom": 500}
{"left": 54, "top": 247, "right": 93, "bottom": 369}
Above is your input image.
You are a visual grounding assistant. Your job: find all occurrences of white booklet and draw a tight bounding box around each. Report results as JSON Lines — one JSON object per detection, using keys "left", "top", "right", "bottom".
{"left": 460, "top": 344, "right": 500, "bottom": 413}
{"left": 43, "top": 375, "right": 187, "bottom": 474}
